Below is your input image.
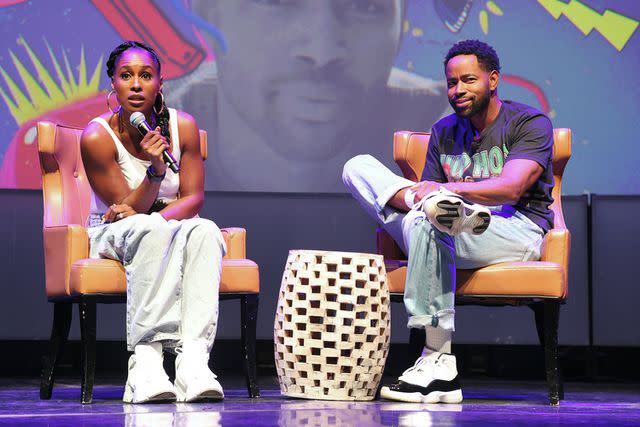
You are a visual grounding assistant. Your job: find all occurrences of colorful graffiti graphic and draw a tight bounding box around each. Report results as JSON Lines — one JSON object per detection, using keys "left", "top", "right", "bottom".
{"left": 0, "top": 37, "right": 103, "bottom": 187}
{"left": 0, "top": 0, "right": 639, "bottom": 193}
{"left": 537, "top": 0, "right": 638, "bottom": 50}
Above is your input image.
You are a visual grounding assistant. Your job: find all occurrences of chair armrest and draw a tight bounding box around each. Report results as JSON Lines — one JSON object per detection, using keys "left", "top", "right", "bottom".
{"left": 221, "top": 227, "right": 247, "bottom": 259}
{"left": 43, "top": 225, "right": 89, "bottom": 297}
{"left": 539, "top": 228, "right": 571, "bottom": 286}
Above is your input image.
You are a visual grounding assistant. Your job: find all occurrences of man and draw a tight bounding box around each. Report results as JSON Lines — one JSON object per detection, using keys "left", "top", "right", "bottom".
{"left": 165, "top": 0, "right": 447, "bottom": 192}
{"left": 343, "top": 39, "right": 554, "bottom": 403}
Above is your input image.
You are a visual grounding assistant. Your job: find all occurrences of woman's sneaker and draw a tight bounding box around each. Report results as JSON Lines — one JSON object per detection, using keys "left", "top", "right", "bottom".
{"left": 415, "top": 187, "right": 491, "bottom": 236}
{"left": 174, "top": 340, "right": 224, "bottom": 402}
{"left": 122, "top": 343, "right": 176, "bottom": 404}
{"left": 380, "top": 352, "right": 463, "bottom": 403}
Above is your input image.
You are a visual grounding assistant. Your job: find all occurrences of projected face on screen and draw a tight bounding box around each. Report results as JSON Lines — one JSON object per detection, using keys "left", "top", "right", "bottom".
{"left": 185, "top": 0, "right": 448, "bottom": 192}
{"left": 208, "top": 0, "right": 403, "bottom": 160}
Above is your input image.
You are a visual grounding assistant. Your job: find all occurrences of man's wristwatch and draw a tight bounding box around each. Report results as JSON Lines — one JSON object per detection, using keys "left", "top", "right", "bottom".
{"left": 146, "top": 165, "right": 166, "bottom": 182}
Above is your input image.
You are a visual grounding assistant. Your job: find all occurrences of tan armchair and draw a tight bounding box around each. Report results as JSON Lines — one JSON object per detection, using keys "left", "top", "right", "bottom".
{"left": 37, "top": 121, "right": 260, "bottom": 404}
{"left": 379, "top": 129, "right": 571, "bottom": 405}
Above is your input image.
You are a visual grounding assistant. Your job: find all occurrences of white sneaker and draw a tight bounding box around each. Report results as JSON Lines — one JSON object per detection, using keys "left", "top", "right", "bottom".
{"left": 174, "top": 340, "right": 224, "bottom": 402}
{"left": 380, "top": 352, "right": 463, "bottom": 403}
{"left": 416, "top": 187, "right": 491, "bottom": 236}
{"left": 122, "top": 342, "right": 176, "bottom": 403}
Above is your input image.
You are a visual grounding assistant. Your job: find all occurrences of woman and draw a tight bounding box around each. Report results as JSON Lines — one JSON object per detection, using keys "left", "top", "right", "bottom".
{"left": 81, "top": 41, "right": 226, "bottom": 403}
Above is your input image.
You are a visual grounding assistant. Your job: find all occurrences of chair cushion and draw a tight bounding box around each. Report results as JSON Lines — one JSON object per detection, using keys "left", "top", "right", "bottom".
{"left": 220, "top": 259, "right": 260, "bottom": 293}
{"left": 69, "top": 258, "right": 259, "bottom": 295}
{"left": 69, "top": 259, "right": 126, "bottom": 295}
{"left": 386, "top": 261, "right": 566, "bottom": 299}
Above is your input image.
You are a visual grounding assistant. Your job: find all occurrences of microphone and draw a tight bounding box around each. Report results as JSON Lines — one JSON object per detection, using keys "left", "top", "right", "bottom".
{"left": 130, "top": 112, "right": 180, "bottom": 173}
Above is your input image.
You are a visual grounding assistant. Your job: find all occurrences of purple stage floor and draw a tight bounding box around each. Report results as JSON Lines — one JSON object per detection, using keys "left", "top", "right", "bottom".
{"left": 0, "top": 377, "right": 638, "bottom": 426}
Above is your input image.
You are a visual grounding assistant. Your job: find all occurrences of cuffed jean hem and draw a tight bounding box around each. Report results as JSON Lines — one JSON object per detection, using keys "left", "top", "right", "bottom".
{"left": 128, "top": 333, "right": 180, "bottom": 352}
{"left": 407, "top": 309, "right": 456, "bottom": 331}
{"left": 374, "top": 180, "right": 415, "bottom": 219}
{"left": 128, "top": 329, "right": 217, "bottom": 354}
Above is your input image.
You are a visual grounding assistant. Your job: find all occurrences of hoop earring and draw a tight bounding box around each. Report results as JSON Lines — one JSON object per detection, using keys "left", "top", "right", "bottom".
{"left": 106, "top": 90, "right": 121, "bottom": 114}
{"left": 153, "top": 92, "right": 165, "bottom": 115}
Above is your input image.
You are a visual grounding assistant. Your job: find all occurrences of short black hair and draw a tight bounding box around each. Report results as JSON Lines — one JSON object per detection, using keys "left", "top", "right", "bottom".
{"left": 106, "top": 40, "right": 162, "bottom": 79}
{"left": 444, "top": 39, "right": 501, "bottom": 73}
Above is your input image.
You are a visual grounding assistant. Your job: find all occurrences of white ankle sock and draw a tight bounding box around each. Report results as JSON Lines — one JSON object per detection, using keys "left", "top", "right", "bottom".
{"left": 423, "top": 326, "right": 452, "bottom": 355}
{"left": 134, "top": 342, "right": 163, "bottom": 358}
{"left": 180, "top": 339, "right": 210, "bottom": 355}
{"left": 404, "top": 189, "right": 417, "bottom": 209}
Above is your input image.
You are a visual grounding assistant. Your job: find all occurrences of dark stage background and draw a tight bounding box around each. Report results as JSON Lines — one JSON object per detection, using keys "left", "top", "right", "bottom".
{"left": 2, "top": 190, "right": 638, "bottom": 349}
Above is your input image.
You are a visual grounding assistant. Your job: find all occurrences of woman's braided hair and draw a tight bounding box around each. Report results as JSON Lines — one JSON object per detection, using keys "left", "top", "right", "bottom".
{"left": 106, "top": 41, "right": 170, "bottom": 144}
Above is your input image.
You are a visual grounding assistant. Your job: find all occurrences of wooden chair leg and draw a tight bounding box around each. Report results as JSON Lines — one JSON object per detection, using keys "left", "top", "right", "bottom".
{"left": 534, "top": 304, "right": 565, "bottom": 402}
{"left": 78, "top": 299, "right": 97, "bottom": 404}
{"left": 40, "top": 302, "right": 72, "bottom": 399}
{"left": 241, "top": 294, "right": 260, "bottom": 398}
{"left": 533, "top": 301, "right": 561, "bottom": 405}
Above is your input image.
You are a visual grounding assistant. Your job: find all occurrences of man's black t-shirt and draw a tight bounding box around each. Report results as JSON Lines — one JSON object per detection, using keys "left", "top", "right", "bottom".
{"left": 421, "top": 100, "right": 554, "bottom": 232}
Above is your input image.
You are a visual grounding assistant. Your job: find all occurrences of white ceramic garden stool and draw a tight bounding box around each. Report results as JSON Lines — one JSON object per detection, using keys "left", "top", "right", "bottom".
{"left": 274, "top": 250, "right": 391, "bottom": 401}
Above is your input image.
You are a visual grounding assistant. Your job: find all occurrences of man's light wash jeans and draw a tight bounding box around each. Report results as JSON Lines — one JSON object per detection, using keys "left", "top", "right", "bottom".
{"left": 88, "top": 212, "right": 227, "bottom": 351}
{"left": 343, "top": 155, "right": 545, "bottom": 331}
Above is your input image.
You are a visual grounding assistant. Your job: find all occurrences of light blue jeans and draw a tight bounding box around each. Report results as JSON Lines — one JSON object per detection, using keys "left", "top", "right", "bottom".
{"left": 342, "top": 155, "right": 545, "bottom": 331}
{"left": 87, "top": 212, "right": 227, "bottom": 351}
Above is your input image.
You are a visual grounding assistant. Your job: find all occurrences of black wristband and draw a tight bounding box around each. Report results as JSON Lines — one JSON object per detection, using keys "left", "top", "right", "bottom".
{"left": 147, "top": 199, "right": 168, "bottom": 214}
{"left": 146, "top": 165, "right": 166, "bottom": 182}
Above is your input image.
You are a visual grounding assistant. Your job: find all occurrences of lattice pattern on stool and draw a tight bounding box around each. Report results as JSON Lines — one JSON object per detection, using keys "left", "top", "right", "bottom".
{"left": 274, "top": 250, "right": 391, "bottom": 401}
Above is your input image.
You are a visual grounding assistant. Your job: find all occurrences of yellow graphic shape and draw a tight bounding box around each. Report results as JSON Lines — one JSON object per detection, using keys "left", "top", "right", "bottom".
{"left": 0, "top": 36, "right": 103, "bottom": 125}
{"left": 480, "top": 10, "right": 489, "bottom": 34}
{"left": 537, "top": 0, "right": 639, "bottom": 51}
{"left": 487, "top": 1, "right": 503, "bottom": 16}
{"left": 403, "top": 19, "right": 425, "bottom": 38}
{"left": 479, "top": 1, "right": 504, "bottom": 35}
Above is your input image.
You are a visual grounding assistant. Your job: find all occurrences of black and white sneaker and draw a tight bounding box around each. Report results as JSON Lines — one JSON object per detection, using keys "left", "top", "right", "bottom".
{"left": 380, "top": 353, "right": 463, "bottom": 403}
{"left": 415, "top": 187, "right": 491, "bottom": 236}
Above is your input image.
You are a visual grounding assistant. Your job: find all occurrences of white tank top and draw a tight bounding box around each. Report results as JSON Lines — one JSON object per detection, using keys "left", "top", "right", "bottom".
{"left": 89, "top": 108, "right": 181, "bottom": 214}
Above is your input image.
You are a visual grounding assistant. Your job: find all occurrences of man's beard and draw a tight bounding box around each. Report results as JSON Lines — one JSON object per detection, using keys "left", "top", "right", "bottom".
{"left": 451, "top": 90, "right": 491, "bottom": 118}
